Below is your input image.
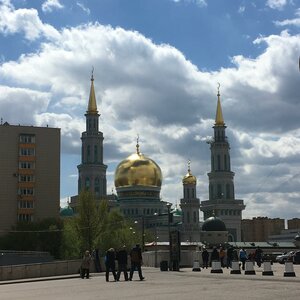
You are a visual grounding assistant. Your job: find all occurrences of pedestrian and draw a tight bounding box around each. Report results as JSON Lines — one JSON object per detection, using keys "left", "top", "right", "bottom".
{"left": 239, "top": 248, "right": 247, "bottom": 270}
{"left": 92, "top": 248, "right": 101, "bottom": 272}
{"left": 81, "top": 250, "right": 92, "bottom": 279}
{"left": 129, "top": 244, "right": 145, "bottom": 281}
{"left": 255, "top": 246, "right": 263, "bottom": 267}
{"left": 219, "top": 247, "right": 225, "bottom": 267}
{"left": 105, "top": 248, "right": 117, "bottom": 282}
{"left": 116, "top": 245, "right": 129, "bottom": 281}
{"left": 226, "top": 246, "right": 234, "bottom": 268}
{"left": 210, "top": 247, "right": 219, "bottom": 266}
{"left": 202, "top": 247, "right": 209, "bottom": 268}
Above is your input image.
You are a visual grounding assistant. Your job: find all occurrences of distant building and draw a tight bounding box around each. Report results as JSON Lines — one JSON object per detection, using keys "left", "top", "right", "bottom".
{"left": 242, "top": 217, "right": 285, "bottom": 242}
{"left": 288, "top": 218, "right": 300, "bottom": 230}
{"left": 200, "top": 88, "right": 245, "bottom": 242}
{"left": 0, "top": 122, "right": 60, "bottom": 232}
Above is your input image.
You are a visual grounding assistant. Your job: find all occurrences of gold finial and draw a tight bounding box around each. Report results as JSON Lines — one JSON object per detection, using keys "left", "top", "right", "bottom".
{"left": 215, "top": 83, "right": 225, "bottom": 126}
{"left": 187, "top": 159, "right": 191, "bottom": 174}
{"left": 91, "top": 66, "right": 94, "bottom": 81}
{"left": 136, "top": 134, "right": 140, "bottom": 155}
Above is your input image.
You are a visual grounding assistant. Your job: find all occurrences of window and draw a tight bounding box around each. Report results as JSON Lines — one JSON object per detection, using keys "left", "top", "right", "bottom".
{"left": 87, "top": 145, "right": 91, "bottom": 162}
{"left": 187, "top": 212, "right": 190, "bottom": 223}
{"left": 226, "top": 184, "right": 230, "bottom": 198}
{"left": 18, "top": 214, "right": 33, "bottom": 222}
{"left": 95, "top": 177, "right": 100, "bottom": 194}
{"left": 19, "top": 188, "right": 34, "bottom": 196}
{"left": 217, "top": 184, "right": 222, "bottom": 198}
{"left": 19, "top": 134, "right": 35, "bottom": 143}
{"left": 19, "top": 175, "right": 35, "bottom": 182}
{"left": 217, "top": 155, "right": 221, "bottom": 170}
{"left": 19, "top": 162, "right": 35, "bottom": 169}
{"left": 18, "top": 200, "right": 34, "bottom": 209}
{"left": 224, "top": 154, "right": 227, "bottom": 170}
{"left": 193, "top": 211, "right": 197, "bottom": 223}
{"left": 20, "top": 148, "right": 35, "bottom": 156}
{"left": 85, "top": 177, "right": 90, "bottom": 190}
{"left": 94, "top": 146, "right": 98, "bottom": 163}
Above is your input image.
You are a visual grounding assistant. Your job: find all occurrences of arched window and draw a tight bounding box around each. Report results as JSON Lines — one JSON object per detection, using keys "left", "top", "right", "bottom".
{"left": 193, "top": 211, "right": 197, "bottom": 223}
{"left": 85, "top": 177, "right": 90, "bottom": 190}
{"left": 94, "top": 145, "right": 98, "bottom": 163}
{"left": 187, "top": 212, "right": 190, "bottom": 223}
{"left": 87, "top": 145, "right": 91, "bottom": 162}
{"left": 95, "top": 177, "right": 100, "bottom": 194}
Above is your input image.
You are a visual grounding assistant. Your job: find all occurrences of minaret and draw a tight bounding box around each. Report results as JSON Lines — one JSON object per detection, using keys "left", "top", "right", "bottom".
{"left": 77, "top": 71, "right": 107, "bottom": 197}
{"left": 180, "top": 160, "right": 200, "bottom": 242}
{"left": 200, "top": 85, "right": 245, "bottom": 241}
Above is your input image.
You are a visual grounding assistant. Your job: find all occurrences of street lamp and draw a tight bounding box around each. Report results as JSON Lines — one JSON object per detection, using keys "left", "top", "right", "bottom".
{"left": 134, "top": 216, "right": 145, "bottom": 252}
{"left": 166, "top": 202, "right": 172, "bottom": 270}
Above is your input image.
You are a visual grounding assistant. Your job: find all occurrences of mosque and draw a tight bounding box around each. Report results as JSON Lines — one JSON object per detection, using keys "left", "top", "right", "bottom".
{"left": 68, "top": 74, "right": 246, "bottom": 244}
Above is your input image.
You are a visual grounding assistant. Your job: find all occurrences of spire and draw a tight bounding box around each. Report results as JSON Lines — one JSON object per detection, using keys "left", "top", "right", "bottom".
{"left": 136, "top": 134, "right": 141, "bottom": 155}
{"left": 215, "top": 83, "right": 225, "bottom": 126}
{"left": 187, "top": 159, "right": 191, "bottom": 175}
{"left": 87, "top": 68, "right": 98, "bottom": 114}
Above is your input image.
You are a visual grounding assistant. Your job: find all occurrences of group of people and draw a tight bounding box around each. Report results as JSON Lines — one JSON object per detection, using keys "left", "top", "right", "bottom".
{"left": 80, "top": 244, "right": 145, "bottom": 282}
{"left": 201, "top": 246, "right": 264, "bottom": 270}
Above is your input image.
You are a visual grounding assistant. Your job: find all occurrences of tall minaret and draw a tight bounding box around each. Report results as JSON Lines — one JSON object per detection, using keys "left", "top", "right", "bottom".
{"left": 77, "top": 71, "right": 107, "bottom": 197}
{"left": 200, "top": 85, "right": 245, "bottom": 241}
{"left": 180, "top": 160, "right": 200, "bottom": 242}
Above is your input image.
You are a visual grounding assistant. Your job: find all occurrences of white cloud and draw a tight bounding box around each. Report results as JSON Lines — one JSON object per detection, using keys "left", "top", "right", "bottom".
{"left": 171, "top": 0, "right": 207, "bottom": 7}
{"left": 0, "top": 0, "right": 59, "bottom": 41}
{"left": 42, "top": 0, "right": 64, "bottom": 13}
{"left": 266, "top": 0, "right": 288, "bottom": 10}
{"left": 76, "top": 2, "right": 90, "bottom": 15}
{"left": 238, "top": 6, "right": 245, "bottom": 14}
{"left": 274, "top": 8, "right": 300, "bottom": 27}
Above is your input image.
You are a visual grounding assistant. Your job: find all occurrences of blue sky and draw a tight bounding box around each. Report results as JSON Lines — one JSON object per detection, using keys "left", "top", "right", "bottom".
{"left": 0, "top": 0, "right": 300, "bottom": 220}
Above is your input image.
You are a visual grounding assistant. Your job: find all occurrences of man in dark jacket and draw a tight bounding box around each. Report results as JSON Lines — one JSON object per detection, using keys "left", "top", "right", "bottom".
{"left": 116, "top": 245, "right": 128, "bottom": 281}
{"left": 129, "top": 244, "right": 145, "bottom": 281}
{"left": 105, "top": 248, "right": 117, "bottom": 282}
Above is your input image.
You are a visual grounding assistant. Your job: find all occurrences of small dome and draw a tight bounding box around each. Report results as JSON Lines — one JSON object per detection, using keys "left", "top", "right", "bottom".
{"left": 60, "top": 206, "right": 74, "bottom": 217}
{"left": 173, "top": 207, "right": 182, "bottom": 216}
{"left": 114, "top": 144, "right": 162, "bottom": 188}
{"left": 202, "top": 215, "right": 226, "bottom": 231}
{"left": 182, "top": 161, "right": 196, "bottom": 185}
{"left": 294, "top": 234, "right": 300, "bottom": 241}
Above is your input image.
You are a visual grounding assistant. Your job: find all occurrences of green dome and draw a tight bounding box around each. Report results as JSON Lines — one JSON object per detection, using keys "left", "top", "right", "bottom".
{"left": 202, "top": 216, "right": 226, "bottom": 231}
{"left": 173, "top": 208, "right": 182, "bottom": 216}
{"left": 60, "top": 206, "right": 74, "bottom": 217}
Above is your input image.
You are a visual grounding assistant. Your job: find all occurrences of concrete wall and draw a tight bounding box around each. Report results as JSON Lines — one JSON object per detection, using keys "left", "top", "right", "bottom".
{"left": 0, "top": 259, "right": 90, "bottom": 281}
{"left": 142, "top": 250, "right": 203, "bottom": 268}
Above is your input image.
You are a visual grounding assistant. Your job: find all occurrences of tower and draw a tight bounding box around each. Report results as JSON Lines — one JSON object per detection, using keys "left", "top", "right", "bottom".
{"left": 77, "top": 72, "right": 107, "bottom": 197}
{"left": 180, "top": 160, "right": 200, "bottom": 242}
{"left": 200, "top": 86, "right": 245, "bottom": 241}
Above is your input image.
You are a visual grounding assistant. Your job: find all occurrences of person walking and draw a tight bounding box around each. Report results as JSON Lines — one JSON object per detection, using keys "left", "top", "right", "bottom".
{"left": 116, "top": 245, "right": 129, "bottom": 281}
{"left": 129, "top": 244, "right": 145, "bottom": 281}
{"left": 219, "top": 247, "right": 225, "bottom": 267}
{"left": 255, "top": 246, "right": 263, "bottom": 267}
{"left": 105, "top": 248, "right": 117, "bottom": 282}
{"left": 81, "top": 250, "right": 92, "bottom": 279}
{"left": 226, "top": 246, "right": 234, "bottom": 268}
{"left": 202, "top": 247, "right": 209, "bottom": 268}
{"left": 210, "top": 247, "right": 219, "bottom": 266}
{"left": 239, "top": 248, "right": 248, "bottom": 270}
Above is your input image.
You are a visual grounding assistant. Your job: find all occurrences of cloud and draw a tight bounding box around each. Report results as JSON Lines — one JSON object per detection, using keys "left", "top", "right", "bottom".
{"left": 171, "top": 0, "right": 207, "bottom": 8}
{"left": 42, "top": 0, "right": 64, "bottom": 13}
{"left": 0, "top": 0, "right": 59, "bottom": 41}
{"left": 266, "top": 0, "right": 288, "bottom": 10}
{"left": 0, "top": 13, "right": 300, "bottom": 219}
{"left": 76, "top": 2, "right": 90, "bottom": 15}
{"left": 274, "top": 8, "right": 300, "bottom": 27}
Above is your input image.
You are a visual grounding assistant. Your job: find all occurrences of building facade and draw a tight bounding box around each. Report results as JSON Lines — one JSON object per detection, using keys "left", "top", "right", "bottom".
{"left": 200, "top": 88, "right": 245, "bottom": 242}
{"left": 288, "top": 218, "right": 300, "bottom": 230}
{"left": 241, "top": 217, "right": 285, "bottom": 242}
{"left": 0, "top": 122, "right": 60, "bottom": 232}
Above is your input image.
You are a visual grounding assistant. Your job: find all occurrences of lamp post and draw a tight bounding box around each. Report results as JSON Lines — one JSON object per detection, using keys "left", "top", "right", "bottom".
{"left": 134, "top": 216, "right": 145, "bottom": 252}
{"left": 166, "top": 202, "right": 172, "bottom": 270}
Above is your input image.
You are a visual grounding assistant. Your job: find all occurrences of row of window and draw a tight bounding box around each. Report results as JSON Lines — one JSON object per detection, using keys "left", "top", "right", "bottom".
{"left": 123, "top": 208, "right": 162, "bottom": 216}
{"left": 19, "top": 162, "right": 35, "bottom": 169}
{"left": 183, "top": 188, "right": 196, "bottom": 199}
{"left": 209, "top": 183, "right": 234, "bottom": 200}
{"left": 212, "top": 154, "right": 231, "bottom": 171}
{"left": 19, "top": 134, "right": 35, "bottom": 144}
{"left": 19, "top": 175, "right": 35, "bottom": 182}
{"left": 19, "top": 147, "right": 35, "bottom": 156}
{"left": 18, "top": 188, "right": 34, "bottom": 196}
{"left": 82, "top": 145, "right": 102, "bottom": 163}
{"left": 18, "top": 200, "right": 34, "bottom": 209}
{"left": 219, "top": 209, "right": 241, "bottom": 216}
{"left": 182, "top": 211, "right": 198, "bottom": 224}
{"left": 18, "top": 214, "right": 33, "bottom": 222}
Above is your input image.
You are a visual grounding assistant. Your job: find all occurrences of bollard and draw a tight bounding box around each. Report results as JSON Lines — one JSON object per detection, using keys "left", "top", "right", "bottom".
{"left": 230, "top": 261, "right": 241, "bottom": 274}
{"left": 284, "top": 261, "right": 296, "bottom": 277}
{"left": 211, "top": 261, "right": 223, "bottom": 273}
{"left": 192, "top": 260, "right": 201, "bottom": 272}
{"left": 245, "top": 261, "right": 256, "bottom": 275}
{"left": 262, "top": 261, "right": 273, "bottom": 276}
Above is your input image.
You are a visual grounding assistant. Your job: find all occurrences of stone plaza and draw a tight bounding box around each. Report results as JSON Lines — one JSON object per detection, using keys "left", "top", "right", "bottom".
{"left": 0, "top": 264, "right": 299, "bottom": 300}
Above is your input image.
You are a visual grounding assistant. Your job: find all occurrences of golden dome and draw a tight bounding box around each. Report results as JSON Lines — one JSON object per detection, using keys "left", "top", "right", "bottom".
{"left": 114, "top": 143, "right": 162, "bottom": 188}
{"left": 182, "top": 160, "right": 197, "bottom": 185}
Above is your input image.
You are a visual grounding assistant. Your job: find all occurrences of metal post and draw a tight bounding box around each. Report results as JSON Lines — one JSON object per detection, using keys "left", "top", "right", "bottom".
{"left": 142, "top": 215, "right": 145, "bottom": 252}
{"left": 167, "top": 202, "right": 172, "bottom": 270}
